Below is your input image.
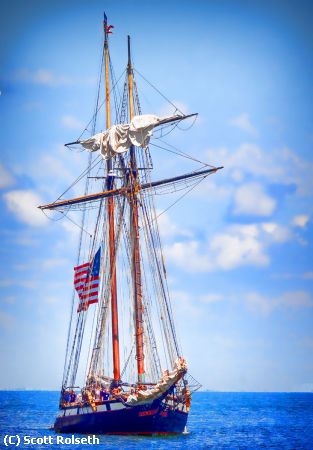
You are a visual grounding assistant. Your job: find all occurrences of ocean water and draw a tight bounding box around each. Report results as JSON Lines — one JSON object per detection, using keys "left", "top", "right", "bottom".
{"left": 0, "top": 391, "right": 312, "bottom": 449}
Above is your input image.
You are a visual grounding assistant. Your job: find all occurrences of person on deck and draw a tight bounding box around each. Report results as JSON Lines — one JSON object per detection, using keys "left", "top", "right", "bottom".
{"left": 95, "top": 386, "right": 101, "bottom": 401}
{"left": 70, "top": 390, "right": 76, "bottom": 403}
{"left": 63, "top": 390, "right": 70, "bottom": 404}
{"left": 101, "top": 389, "right": 110, "bottom": 401}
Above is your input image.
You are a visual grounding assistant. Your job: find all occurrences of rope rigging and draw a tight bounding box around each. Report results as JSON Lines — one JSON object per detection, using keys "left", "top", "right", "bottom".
{"left": 55, "top": 30, "right": 210, "bottom": 393}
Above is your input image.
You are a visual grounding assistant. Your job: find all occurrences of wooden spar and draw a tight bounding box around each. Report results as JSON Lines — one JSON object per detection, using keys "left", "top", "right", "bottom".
{"left": 38, "top": 187, "right": 122, "bottom": 210}
{"left": 128, "top": 35, "right": 145, "bottom": 384}
{"left": 104, "top": 17, "right": 120, "bottom": 384}
{"left": 38, "top": 166, "right": 223, "bottom": 210}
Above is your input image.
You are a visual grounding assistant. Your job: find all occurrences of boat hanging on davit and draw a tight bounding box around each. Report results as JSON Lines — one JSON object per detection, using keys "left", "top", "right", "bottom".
{"left": 39, "top": 12, "right": 222, "bottom": 435}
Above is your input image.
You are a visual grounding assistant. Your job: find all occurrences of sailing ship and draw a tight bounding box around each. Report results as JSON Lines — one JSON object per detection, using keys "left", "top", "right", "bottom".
{"left": 39, "top": 13, "right": 222, "bottom": 435}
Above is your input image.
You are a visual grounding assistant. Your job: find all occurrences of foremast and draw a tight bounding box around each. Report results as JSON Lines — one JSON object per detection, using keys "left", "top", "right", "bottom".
{"left": 127, "top": 36, "right": 145, "bottom": 384}
{"left": 104, "top": 14, "right": 121, "bottom": 384}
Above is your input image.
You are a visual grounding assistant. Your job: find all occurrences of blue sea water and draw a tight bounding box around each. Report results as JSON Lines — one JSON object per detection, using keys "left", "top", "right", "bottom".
{"left": 0, "top": 391, "right": 312, "bottom": 449}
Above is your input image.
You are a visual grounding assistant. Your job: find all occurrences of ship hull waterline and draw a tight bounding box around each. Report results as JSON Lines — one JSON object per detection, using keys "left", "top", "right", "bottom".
{"left": 54, "top": 399, "right": 188, "bottom": 435}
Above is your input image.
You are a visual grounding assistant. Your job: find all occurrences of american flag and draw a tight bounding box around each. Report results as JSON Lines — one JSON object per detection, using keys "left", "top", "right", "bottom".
{"left": 74, "top": 247, "right": 101, "bottom": 313}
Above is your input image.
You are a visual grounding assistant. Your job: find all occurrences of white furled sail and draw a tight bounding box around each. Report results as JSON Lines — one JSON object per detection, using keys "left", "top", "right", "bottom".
{"left": 125, "top": 357, "right": 188, "bottom": 406}
{"left": 80, "top": 114, "right": 182, "bottom": 160}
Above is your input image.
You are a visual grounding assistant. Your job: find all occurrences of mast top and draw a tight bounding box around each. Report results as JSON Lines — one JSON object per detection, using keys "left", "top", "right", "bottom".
{"left": 104, "top": 12, "right": 114, "bottom": 42}
{"left": 127, "top": 35, "right": 132, "bottom": 74}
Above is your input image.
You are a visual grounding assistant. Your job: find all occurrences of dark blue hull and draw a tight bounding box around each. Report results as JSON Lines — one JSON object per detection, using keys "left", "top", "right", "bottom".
{"left": 54, "top": 399, "right": 188, "bottom": 435}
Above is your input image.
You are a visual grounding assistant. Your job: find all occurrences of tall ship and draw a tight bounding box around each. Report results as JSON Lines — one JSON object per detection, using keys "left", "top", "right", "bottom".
{"left": 39, "top": 13, "right": 222, "bottom": 435}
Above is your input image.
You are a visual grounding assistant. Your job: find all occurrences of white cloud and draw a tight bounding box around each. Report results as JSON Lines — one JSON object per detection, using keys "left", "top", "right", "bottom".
{"left": 61, "top": 115, "right": 85, "bottom": 130}
{"left": 164, "top": 225, "right": 264, "bottom": 272}
{"left": 244, "top": 291, "right": 313, "bottom": 315}
{"left": 206, "top": 144, "right": 313, "bottom": 197}
{"left": 261, "top": 222, "right": 291, "bottom": 243}
{"left": 165, "top": 222, "right": 292, "bottom": 272}
{"left": 3, "top": 189, "right": 48, "bottom": 227}
{"left": 233, "top": 182, "right": 276, "bottom": 216}
{"left": 165, "top": 241, "right": 211, "bottom": 272}
{"left": 292, "top": 215, "right": 309, "bottom": 228}
{"left": 209, "top": 225, "right": 268, "bottom": 270}
{"left": 0, "top": 164, "right": 15, "bottom": 189}
{"left": 229, "top": 113, "right": 258, "bottom": 136}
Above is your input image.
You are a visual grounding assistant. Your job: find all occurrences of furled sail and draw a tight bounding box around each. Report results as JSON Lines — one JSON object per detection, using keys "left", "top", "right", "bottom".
{"left": 125, "top": 357, "right": 188, "bottom": 406}
{"left": 79, "top": 114, "right": 183, "bottom": 160}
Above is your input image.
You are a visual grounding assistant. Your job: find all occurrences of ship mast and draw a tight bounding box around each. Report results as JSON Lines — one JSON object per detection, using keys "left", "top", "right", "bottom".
{"left": 104, "top": 14, "right": 120, "bottom": 384}
{"left": 127, "top": 36, "right": 145, "bottom": 384}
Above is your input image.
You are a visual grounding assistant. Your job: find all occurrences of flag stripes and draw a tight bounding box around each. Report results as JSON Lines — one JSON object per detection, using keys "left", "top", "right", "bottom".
{"left": 74, "top": 248, "right": 101, "bottom": 313}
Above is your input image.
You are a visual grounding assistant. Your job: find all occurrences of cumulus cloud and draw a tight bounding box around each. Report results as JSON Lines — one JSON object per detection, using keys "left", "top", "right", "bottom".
{"left": 233, "top": 182, "right": 276, "bottom": 216}
{"left": 0, "top": 164, "right": 15, "bottom": 189}
{"left": 292, "top": 215, "right": 309, "bottom": 228}
{"left": 209, "top": 225, "right": 269, "bottom": 269}
{"left": 164, "top": 221, "right": 292, "bottom": 272}
{"left": 229, "top": 113, "right": 258, "bottom": 136}
{"left": 3, "top": 189, "right": 48, "bottom": 227}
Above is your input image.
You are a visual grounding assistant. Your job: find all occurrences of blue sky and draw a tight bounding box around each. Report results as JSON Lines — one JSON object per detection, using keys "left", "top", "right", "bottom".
{"left": 0, "top": 0, "right": 313, "bottom": 391}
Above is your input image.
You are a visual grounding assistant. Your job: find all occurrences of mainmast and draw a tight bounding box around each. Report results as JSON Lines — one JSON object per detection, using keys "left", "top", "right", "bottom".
{"left": 127, "top": 35, "right": 145, "bottom": 384}
{"left": 104, "top": 13, "right": 120, "bottom": 384}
